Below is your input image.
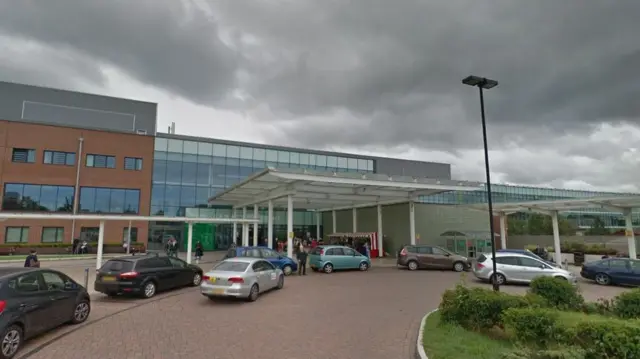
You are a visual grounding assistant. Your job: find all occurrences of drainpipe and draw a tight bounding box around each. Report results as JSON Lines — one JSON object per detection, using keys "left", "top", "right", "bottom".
{"left": 70, "top": 137, "right": 84, "bottom": 245}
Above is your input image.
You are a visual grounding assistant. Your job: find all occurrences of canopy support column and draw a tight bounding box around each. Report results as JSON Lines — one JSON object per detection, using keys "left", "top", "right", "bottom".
{"left": 332, "top": 210, "right": 337, "bottom": 233}
{"left": 96, "top": 220, "right": 105, "bottom": 270}
{"left": 625, "top": 209, "right": 637, "bottom": 259}
{"left": 287, "top": 194, "right": 294, "bottom": 258}
{"left": 242, "top": 207, "right": 248, "bottom": 246}
{"left": 253, "top": 206, "right": 259, "bottom": 246}
{"left": 352, "top": 208, "right": 357, "bottom": 232}
{"left": 316, "top": 211, "right": 321, "bottom": 240}
{"left": 267, "top": 200, "right": 274, "bottom": 249}
{"left": 377, "top": 204, "right": 384, "bottom": 258}
{"left": 409, "top": 201, "right": 416, "bottom": 245}
{"left": 232, "top": 207, "right": 238, "bottom": 245}
{"left": 186, "top": 222, "right": 193, "bottom": 264}
{"left": 499, "top": 212, "right": 507, "bottom": 250}
{"left": 551, "top": 210, "right": 562, "bottom": 265}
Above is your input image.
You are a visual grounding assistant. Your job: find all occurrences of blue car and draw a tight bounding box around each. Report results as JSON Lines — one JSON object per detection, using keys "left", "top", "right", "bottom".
{"left": 497, "top": 249, "right": 559, "bottom": 267}
{"left": 224, "top": 246, "right": 298, "bottom": 276}
{"left": 581, "top": 258, "right": 640, "bottom": 286}
{"left": 308, "top": 245, "right": 371, "bottom": 274}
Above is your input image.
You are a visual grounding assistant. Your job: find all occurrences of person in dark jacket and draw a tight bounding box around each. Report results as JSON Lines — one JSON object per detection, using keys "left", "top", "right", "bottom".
{"left": 72, "top": 238, "right": 79, "bottom": 255}
{"left": 297, "top": 241, "right": 308, "bottom": 276}
{"left": 24, "top": 250, "right": 40, "bottom": 268}
{"left": 194, "top": 241, "right": 204, "bottom": 264}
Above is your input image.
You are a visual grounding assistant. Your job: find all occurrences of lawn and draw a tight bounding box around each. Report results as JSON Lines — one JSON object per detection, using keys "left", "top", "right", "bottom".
{"left": 422, "top": 311, "right": 513, "bottom": 359}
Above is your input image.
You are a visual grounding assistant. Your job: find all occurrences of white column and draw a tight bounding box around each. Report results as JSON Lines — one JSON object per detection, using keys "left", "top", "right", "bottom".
{"left": 267, "top": 200, "right": 274, "bottom": 249}
{"left": 352, "top": 208, "right": 357, "bottom": 232}
{"left": 242, "top": 207, "right": 248, "bottom": 246}
{"left": 316, "top": 211, "right": 321, "bottom": 240}
{"left": 96, "top": 220, "right": 105, "bottom": 270}
{"left": 186, "top": 222, "right": 193, "bottom": 264}
{"left": 253, "top": 206, "right": 259, "bottom": 246}
{"left": 499, "top": 212, "right": 507, "bottom": 250}
{"left": 232, "top": 207, "right": 238, "bottom": 245}
{"left": 409, "top": 201, "right": 416, "bottom": 245}
{"left": 625, "top": 209, "right": 637, "bottom": 259}
{"left": 377, "top": 204, "right": 383, "bottom": 258}
{"left": 287, "top": 194, "right": 294, "bottom": 258}
{"left": 332, "top": 210, "right": 337, "bottom": 233}
{"left": 126, "top": 220, "right": 132, "bottom": 254}
{"left": 551, "top": 210, "right": 562, "bottom": 265}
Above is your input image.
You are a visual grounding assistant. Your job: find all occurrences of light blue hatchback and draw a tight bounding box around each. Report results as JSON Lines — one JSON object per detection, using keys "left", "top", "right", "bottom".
{"left": 308, "top": 245, "right": 371, "bottom": 274}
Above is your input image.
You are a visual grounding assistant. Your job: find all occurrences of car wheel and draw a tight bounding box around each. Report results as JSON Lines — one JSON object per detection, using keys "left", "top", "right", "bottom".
{"left": 71, "top": 300, "right": 91, "bottom": 324}
{"left": 0, "top": 325, "right": 22, "bottom": 359}
{"left": 407, "top": 260, "right": 418, "bottom": 271}
{"left": 323, "top": 263, "right": 334, "bottom": 274}
{"left": 191, "top": 273, "right": 202, "bottom": 286}
{"left": 247, "top": 284, "right": 259, "bottom": 302}
{"left": 490, "top": 273, "right": 506, "bottom": 285}
{"left": 276, "top": 275, "right": 284, "bottom": 289}
{"left": 359, "top": 262, "right": 369, "bottom": 271}
{"left": 282, "top": 265, "right": 293, "bottom": 276}
{"left": 142, "top": 281, "right": 157, "bottom": 299}
{"left": 453, "top": 261, "right": 465, "bottom": 272}
{"left": 595, "top": 273, "right": 611, "bottom": 286}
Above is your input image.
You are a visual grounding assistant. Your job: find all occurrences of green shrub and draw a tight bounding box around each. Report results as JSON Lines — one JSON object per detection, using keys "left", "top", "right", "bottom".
{"left": 562, "top": 315, "right": 640, "bottom": 359}
{"left": 580, "top": 298, "right": 613, "bottom": 316}
{"left": 529, "top": 276, "right": 584, "bottom": 310}
{"left": 501, "top": 346, "right": 586, "bottom": 359}
{"left": 611, "top": 289, "right": 640, "bottom": 319}
{"left": 502, "top": 307, "right": 566, "bottom": 346}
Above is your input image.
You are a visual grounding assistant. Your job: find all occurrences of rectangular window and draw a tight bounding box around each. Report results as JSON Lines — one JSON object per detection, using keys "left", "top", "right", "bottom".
{"left": 86, "top": 154, "right": 116, "bottom": 169}
{"left": 12, "top": 148, "right": 35, "bottom": 163}
{"left": 41, "top": 227, "right": 64, "bottom": 243}
{"left": 124, "top": 157, "right": 143, "bottom": 171}
{"left": 122, "top": 227, "right": 138, "bottom": 242}
{"left": 2, "top": 183, "right": 74, "bottom": 212}
{"left": 43, "top": 150, "right": 76, "bottom": 166}
{"left": 80, "top": 227, "right": 99, "bottom": 242}
{"left": 5, "top": 227, "right": 29, "bottom": 243}
{"left": 79, "top": 187, "right": 140, "bottom": 214}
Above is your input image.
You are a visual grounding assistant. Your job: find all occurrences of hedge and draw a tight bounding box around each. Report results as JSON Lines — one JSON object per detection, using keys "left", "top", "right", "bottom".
{"left": 529, "top": 276, "right": 584, "bottom": 310}
{"left": 611, "top": 288, "right": 640, "bottom": 319}
{"left": 526, "top": 243, "right": 617, "bottom": 255}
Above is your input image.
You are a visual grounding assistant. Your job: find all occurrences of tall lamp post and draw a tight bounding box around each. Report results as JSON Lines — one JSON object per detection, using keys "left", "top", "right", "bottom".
{"left": 462, "top": 75, "right": 500, "bottom": 291}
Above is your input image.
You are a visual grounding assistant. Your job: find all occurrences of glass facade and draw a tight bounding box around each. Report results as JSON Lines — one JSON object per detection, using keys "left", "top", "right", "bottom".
{"left": 79, "top": 187, "right": 140, "bottom": 214}
{"left": 150, "top": 136, "right": 374, "bottom": 250}
{"left": 2, "top": 183, "right": 74, "bottom": 212}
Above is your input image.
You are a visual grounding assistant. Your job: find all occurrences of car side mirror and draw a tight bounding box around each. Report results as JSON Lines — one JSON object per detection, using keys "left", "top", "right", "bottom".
{"left": 445, "top": 253, "right": 451, "bottom": 257}
{"left": 64, "top": 282, "right": 74, "bottom": 290}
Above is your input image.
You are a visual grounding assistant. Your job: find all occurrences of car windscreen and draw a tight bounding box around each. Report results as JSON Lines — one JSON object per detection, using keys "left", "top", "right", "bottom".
{"left": 100, "top": 260, "right": 134, "bottom": 272}
{"left": 212, "top": 262, "right": 249, "bottom": 272}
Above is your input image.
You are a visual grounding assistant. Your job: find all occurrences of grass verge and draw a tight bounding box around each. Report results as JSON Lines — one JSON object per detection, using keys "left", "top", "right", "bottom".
{"left": 422, "top": 311, "right": 513, "bottom": 359}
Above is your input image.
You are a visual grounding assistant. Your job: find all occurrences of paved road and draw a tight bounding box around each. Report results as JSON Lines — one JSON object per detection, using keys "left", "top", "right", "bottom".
{"left": 14, "top": 266, "right": 631, "bottom": 359}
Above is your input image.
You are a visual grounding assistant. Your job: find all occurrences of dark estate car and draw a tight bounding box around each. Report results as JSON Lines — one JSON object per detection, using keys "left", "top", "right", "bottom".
{"left": 397, "top": 244, "right": 470, "bottom": 272}
{"left": 0, "top": 268, "right": 90, "bottom": 359}
{"left": 580, "top": 258, "right": 640, "bottom": 286}
{"left": 94, "top": 254, "right": 204, "bottom": 299}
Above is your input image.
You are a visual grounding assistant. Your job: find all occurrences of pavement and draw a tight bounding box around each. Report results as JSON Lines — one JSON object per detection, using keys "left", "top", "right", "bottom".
{"left": 11, "top": 259, "right": 632, "bottom": 359}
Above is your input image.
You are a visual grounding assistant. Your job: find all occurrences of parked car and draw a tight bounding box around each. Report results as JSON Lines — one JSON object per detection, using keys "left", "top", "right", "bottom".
{"left": 497, "top": 249, "right": 559, "bottom": 267}
{"left": 472, "top": 252, "right": 577, "bottom": 285}
{"left": 308, "top": 245, "right": 371, "bottom": 273}
{"left": 0, "top": 268, "right": 90, "bottom": 359}
{"left": 224, "top": 246, "right": 298, "bottom": 276}
{"left": 580, "top": 258, "right": 640, "bottom": 286}
{"left": 397, "top": 245, "right": 470, "bottom": 272}
{"left": 201, "top": 258, "right": 284, "bottom": 302}
{"left": 94, "top": 254, "right": 203, "bottom": 299}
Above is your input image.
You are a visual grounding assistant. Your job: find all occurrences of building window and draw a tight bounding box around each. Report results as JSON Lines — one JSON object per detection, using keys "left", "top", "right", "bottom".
{"left": 2, "top": 183, "right": 74, "bottom": 212}
{"left": 5, "top": 227, "right": 29, "bottom": 243}
{"left": 86, "top": 154, "right": 116, "bottom": 169}
{"left": 41, "top": 227, "right": 64, "bottom": 243}
{"left": 122, "top": 227, "right": 138, "bottom": 242}
{"left": 12, "top": 148, "right": 35, "bottom": 163}
{"left": 44, "top": 151, "right": 76, "bottom": 166}
{"left": 80, "top": 227, "right": 99, "bottom": 242}
{"left": 79, "top": 187, "right": 140, "bottom": 214}
{"left": 124, "top": 157, "right": 143, "bottom": 171}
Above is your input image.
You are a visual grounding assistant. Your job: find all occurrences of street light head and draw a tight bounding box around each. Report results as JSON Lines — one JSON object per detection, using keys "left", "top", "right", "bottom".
{"left": 462, "top": 75, "right": 498, "bottom": 90}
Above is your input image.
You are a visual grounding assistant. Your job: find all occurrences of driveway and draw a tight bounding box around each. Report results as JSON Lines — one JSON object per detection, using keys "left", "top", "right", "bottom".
{"left": 16, "top": 267, "right": 632, "bottom": 359}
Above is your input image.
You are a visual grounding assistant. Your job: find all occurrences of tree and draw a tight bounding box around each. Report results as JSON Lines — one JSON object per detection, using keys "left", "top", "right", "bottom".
{"left": 507, "top": 215, "right": 527, "bottom": 235}
{"left": 585, "top": 217, "right": 609, "bottom": 235}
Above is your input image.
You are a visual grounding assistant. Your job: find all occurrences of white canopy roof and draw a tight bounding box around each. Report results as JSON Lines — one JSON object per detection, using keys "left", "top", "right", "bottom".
{"left": 208, "top": 167, "right": 483, "bottom": 211}
{"left": 465, "top": 195, "right": 640, "bottom": 214}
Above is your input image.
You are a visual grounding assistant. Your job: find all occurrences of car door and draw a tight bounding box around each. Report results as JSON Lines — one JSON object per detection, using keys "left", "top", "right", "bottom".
{"left": 167, "top": 257, "right": 192, "bottom": 286}
{"left": 330, "top": 248, "right": 347, "bottom": 269}
{"left": 260, "top": 248, "right": 283, "bottom": 268}
{"left": 342, "top": 248, "right": 359, "bottom": 269}
{"left": 260, "top": 261, "right": 279, "bottom": 290}
{"left": 8, "top": 272, "right": 55, "bottom": 336}
{"left": 251, "top": 261, "right": 269, "bottom": 291}
{"left": 608, "top": 259, "right": 633, "bottom": 284}
{"left": 628, "top": 260, "right": 640, "bottom": 285}
{"left": 40, "top": 271, "right": 77, "bottom": 326}
{"left": 494, "top": 256, "right": 523, "bottom": 281}
{"left": 431, "top": 247, "right": 454, "bottom": 269}
{"left": 517, "top": 257, "right": 548, "bottom": 281}
{"left": 416, "top": 246, "right": 435, "bottom": 268}
{"left": 141, "top": 257, "right": 178, "bottom": 290}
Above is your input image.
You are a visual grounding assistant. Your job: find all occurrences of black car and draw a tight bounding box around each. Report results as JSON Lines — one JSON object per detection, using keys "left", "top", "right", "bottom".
{"left": 94, "top": 254, "right": 203, "bottom": 299}
{"left": 0, "top": 268, "right": 90, "bottom": 359}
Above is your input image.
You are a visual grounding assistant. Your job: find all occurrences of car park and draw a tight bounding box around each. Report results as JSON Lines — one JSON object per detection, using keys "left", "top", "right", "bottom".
{"left": 396, "top": 245, "right": 470, "bottom": 272}
{"left": 308, "top": 245, "right": 370, "bottom": 273}
{"left": 0, "top": 268, "right": 90, "bottom": 359}
{"left": 201, "top": 258, "right": 284, "bottom": 302}
{"left": 224, "top": 246, "right": 298, "bottom": 276}
{"left": 580, "top": 258, "right": 640, "bottom": 286}
{"left": 94, "top": 254, "right": 203, "bottom": 299}
{"left": 472, "top": 252, "right": 577, "bottom": 285}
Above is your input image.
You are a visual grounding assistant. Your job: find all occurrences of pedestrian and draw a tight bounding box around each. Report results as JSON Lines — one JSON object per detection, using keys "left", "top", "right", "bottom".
{"left": 297, "top": 241, "right": 308, "bottom": 276}
{"left": 24, "top": 249, "right": 40, "bottom": 268}
{"left": 195, "top": 241, "right": 204, "bottom": 264}
{"left": 364, "top": 241, "right": 371, "bottom": 258}
{"left": 72, "top": 238, "right": 79, "bottom": 254}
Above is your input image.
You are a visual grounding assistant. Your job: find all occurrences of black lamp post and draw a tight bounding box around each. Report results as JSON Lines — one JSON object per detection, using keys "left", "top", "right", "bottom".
{"left": 462, "top": 75, "right": 500, "bottom": 291}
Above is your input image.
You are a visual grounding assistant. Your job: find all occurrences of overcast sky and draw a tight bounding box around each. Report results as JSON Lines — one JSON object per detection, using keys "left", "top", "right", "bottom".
{"left": 0, "top": 0, "right": 639, "bottom": 192}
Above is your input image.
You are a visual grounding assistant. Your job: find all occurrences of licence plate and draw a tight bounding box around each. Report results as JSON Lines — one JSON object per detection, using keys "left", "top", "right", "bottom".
{"left": 212, "top": 288, "right": 225, "bottom": 295}
{"left": 102, "top": 276, "right": 116, "bottom": 282}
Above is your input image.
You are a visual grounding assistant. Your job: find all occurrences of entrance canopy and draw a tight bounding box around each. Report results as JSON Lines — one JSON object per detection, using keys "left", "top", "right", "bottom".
{"left": 208, "top": 167, "right": 483, "bottom": 211}
{"left": 465, "top": 195, "right": 640, "bottom": 214}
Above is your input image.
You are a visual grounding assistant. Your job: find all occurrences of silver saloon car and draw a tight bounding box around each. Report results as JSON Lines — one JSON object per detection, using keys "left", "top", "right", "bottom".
{"left": 201, "top": 258, "right": 284, "bottom": 302}
{"left": 472, "top": 252, "right": 577, "bottom": 285}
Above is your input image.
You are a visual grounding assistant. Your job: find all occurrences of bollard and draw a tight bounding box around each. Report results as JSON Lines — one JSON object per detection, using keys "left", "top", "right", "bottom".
{"left": 84, "top": 267, "right": 89, "bottom": 289}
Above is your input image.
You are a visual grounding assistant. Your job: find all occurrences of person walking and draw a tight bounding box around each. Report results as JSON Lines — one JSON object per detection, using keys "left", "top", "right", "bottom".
{"left": 24, "top": 249, "right": 40, "bottom": 268}
{"left": 364, "top": 241, "right": 371, "bottom": 258}
{"left": 297, "top": 241, "right": 308, "bottom": 276}
{"left": 194, "top": 241, "right": 204, "bottom": 264}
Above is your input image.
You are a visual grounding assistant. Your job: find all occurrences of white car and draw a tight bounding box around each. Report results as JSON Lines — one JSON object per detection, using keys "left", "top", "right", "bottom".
{"left": 472, "top": 252, "right": 577, "bottom": 285}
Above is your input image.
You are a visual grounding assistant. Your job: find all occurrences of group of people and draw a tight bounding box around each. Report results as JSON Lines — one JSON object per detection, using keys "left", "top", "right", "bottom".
{"left": 164, "top": 238, "right": 205, "bottom": 264}
{"left": 71, "top": 238, "right": 89, "bottom": 254}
